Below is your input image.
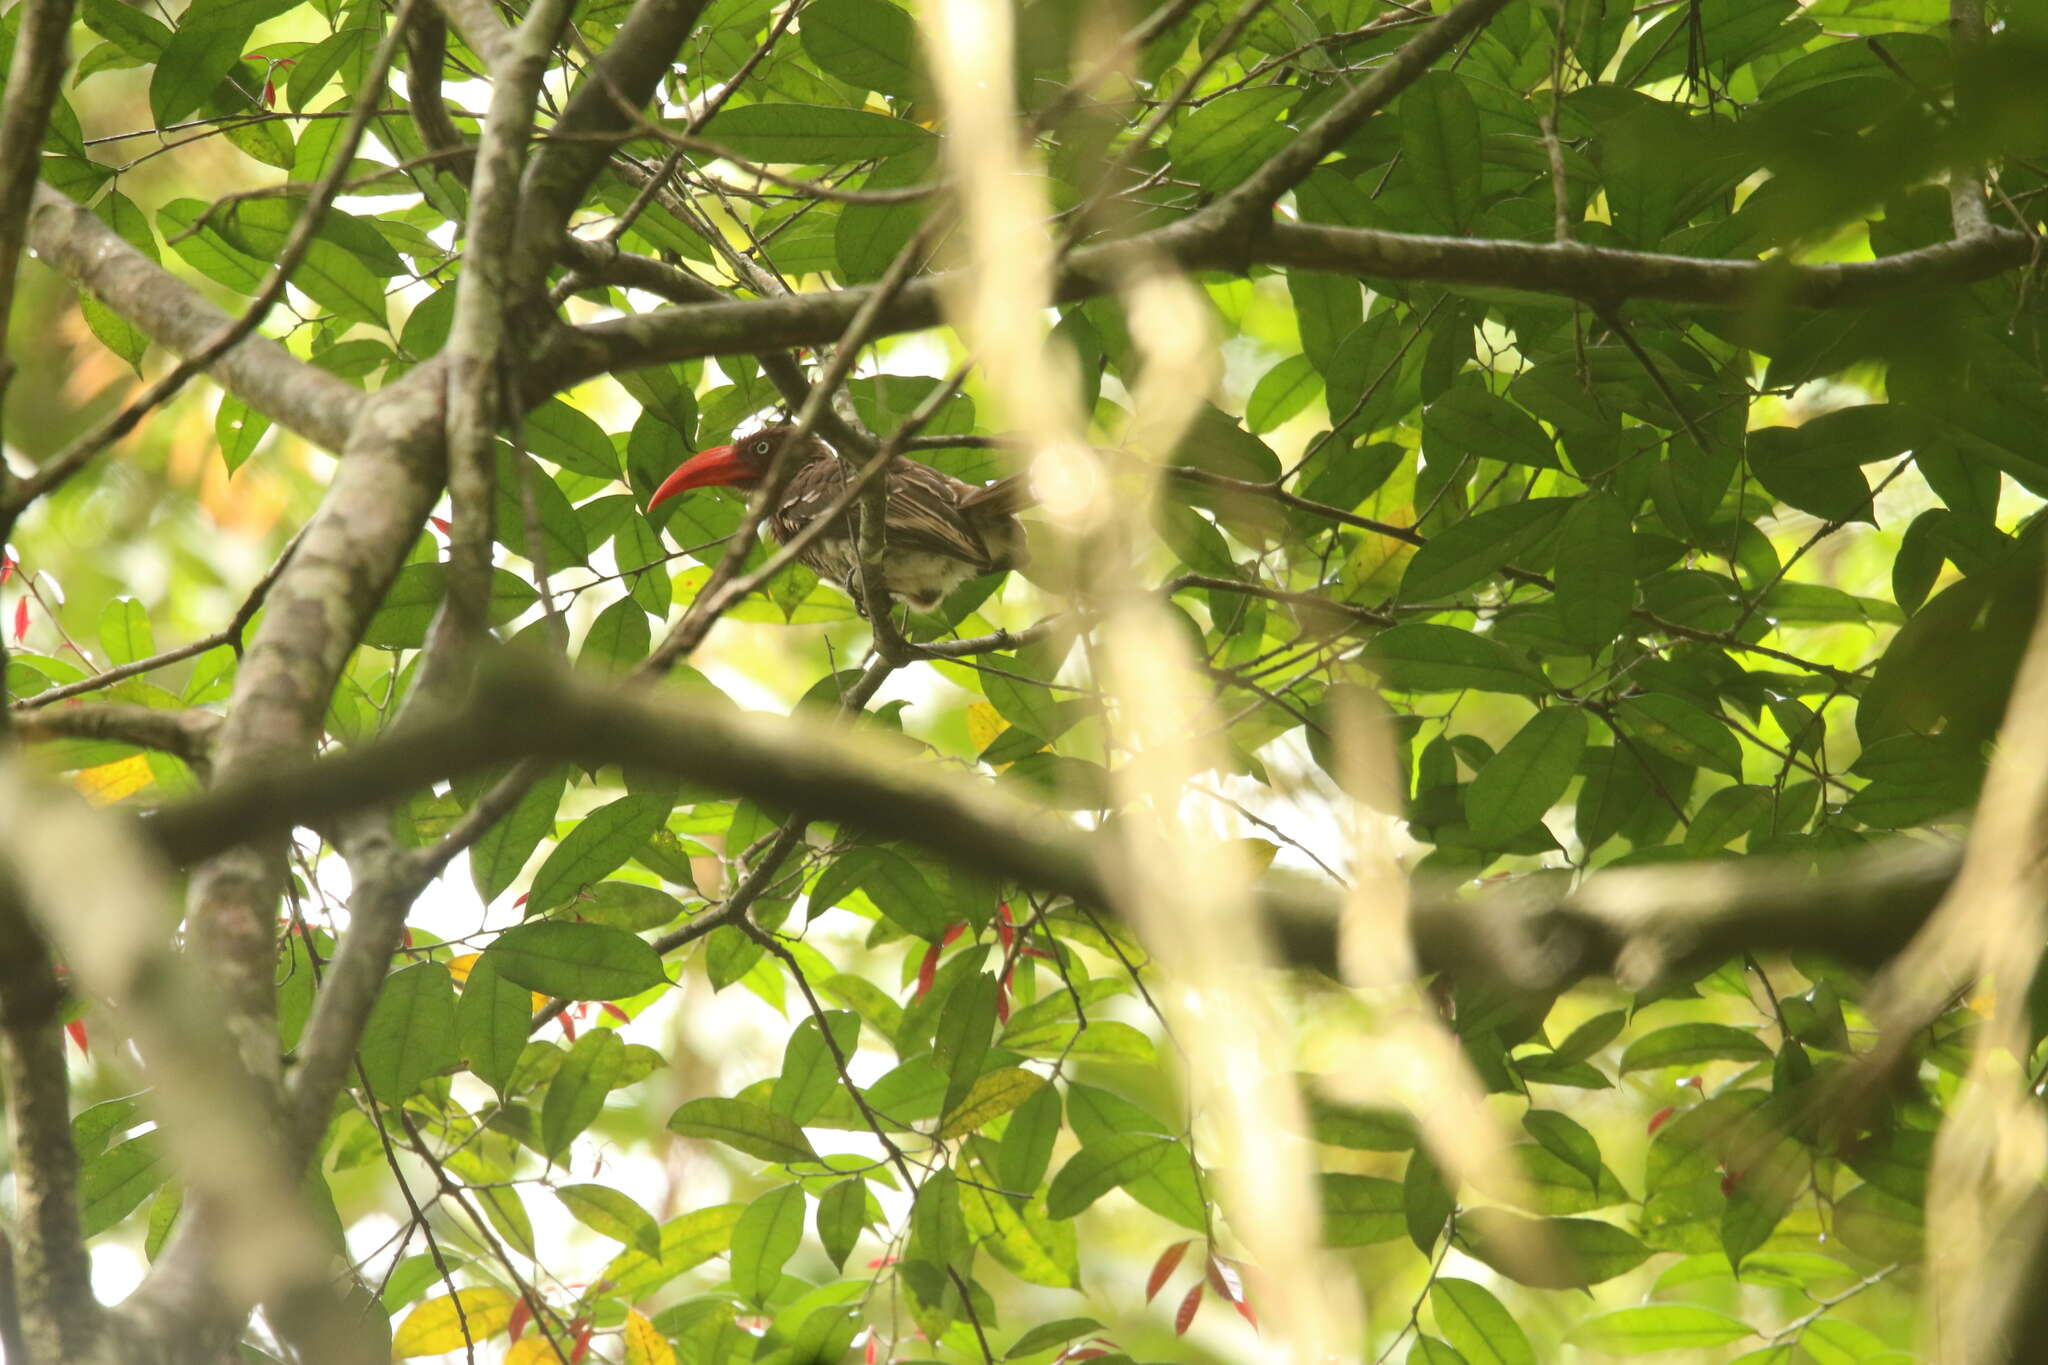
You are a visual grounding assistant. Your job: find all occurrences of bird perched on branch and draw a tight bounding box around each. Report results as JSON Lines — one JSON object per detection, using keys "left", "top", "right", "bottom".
{"left": 647, "top": 423, "right": 1032, "bottom": 612}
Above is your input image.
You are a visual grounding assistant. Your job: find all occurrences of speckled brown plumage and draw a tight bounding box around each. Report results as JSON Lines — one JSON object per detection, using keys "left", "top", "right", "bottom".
{"left": 649, "top": 424, "right": 1031, "bottom": 612}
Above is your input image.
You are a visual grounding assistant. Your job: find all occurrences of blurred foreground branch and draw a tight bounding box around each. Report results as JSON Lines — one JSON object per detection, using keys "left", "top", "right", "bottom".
{"left": 141, "top": 659, "right": 1957, "bottom": 992}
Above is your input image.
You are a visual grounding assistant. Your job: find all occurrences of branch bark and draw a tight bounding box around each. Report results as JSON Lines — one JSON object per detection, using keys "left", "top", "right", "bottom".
{"left": 22, "top": 188, "right": 360, "bottom": 454}
{"left": 539, "top": 219, "right": 2037, "bottom": 391}
{"left": 142, "top": 660, "right": 1959, "bottom": 993}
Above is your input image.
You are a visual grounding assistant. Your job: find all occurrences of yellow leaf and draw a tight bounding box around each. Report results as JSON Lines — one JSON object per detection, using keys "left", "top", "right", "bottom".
{"left": 391, "top": 1288, "right": 516, "bottom": 1357}
{"left": 73, "top": 754, "right": 154, "bottom": 805}
{"left": 446, "top": 953, "right": 481, "bottom": 986}
{"left": 1231, "top": 838, "right": 1279, "bottom": 873}
{"left": 624, "top": 1309, "right": 677, "bottom": 1365}
{"left": 966, "top": 702, "right": 1008, "bottom": 752}
{"left": 506, "top": 1337, "right": 569, "bottom": 1364}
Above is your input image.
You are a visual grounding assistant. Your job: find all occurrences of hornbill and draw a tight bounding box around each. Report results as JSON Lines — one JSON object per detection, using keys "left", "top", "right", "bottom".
{"left": 647, "top": 424, "right": 1032, "bottom": 612}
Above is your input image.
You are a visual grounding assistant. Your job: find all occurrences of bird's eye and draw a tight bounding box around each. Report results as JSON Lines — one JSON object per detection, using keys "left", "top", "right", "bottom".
{"left": 755, "top": 441, "right": 771, "bottom": 454}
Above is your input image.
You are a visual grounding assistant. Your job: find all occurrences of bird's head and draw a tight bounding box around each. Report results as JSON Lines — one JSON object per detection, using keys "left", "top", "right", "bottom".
{"left": 646, "top": 423, "right": 825, "bottom": 511}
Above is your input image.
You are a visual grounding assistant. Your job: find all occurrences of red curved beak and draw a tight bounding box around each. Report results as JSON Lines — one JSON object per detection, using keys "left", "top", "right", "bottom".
{"left": 648, "top": 444, "right": 751, "bottom": 511}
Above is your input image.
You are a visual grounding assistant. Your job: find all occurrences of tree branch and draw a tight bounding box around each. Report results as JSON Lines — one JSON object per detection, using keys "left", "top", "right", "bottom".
{"left": 0, "top": 0, "right": 79, "bottom": 442}
{"left": 142, "top": 660, "right": 1959, "bottom": 992}
{"left": 0, "top": 896, "right": 101, "bottom": 1362}
{"left": 1205, "top": 0, "right": 1513, "bottom": 235}
{"left": 538, "top": 218, "right": 2037, "bottom": 390}
{"left": 510, "top": 0, "right": 715, "bottom": 287}
{"left": 22, "top": 186, "right": 359, "bottom": 454}
{"left": 13, "top": 704, "right": 221, "bottom": 772}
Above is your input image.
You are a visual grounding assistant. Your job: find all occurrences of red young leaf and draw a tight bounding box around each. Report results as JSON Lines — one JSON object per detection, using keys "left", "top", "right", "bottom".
{"left": 1233, "top": 1295, "right": 1258, "bottom": 1330}
{"left": 1647, "top": 1105, "right": 1675, "bottom": 1135}
{"left": 1175, "top": 1282, "right": 1204, "bottom": 1335}
{"left": 1146, "top": 1239, "right": 1193, "bottom": 1303}
{"left": 570, "top": 1320, "right": 593, "bottom": 1363}
{"left": 864, "top": 1335, "right": 879, "bottom": 1365}
{"left": 1062, "top": 1350, "right": 1109, "bottom": 1362}
{"left": 430, "top": 516, "right": 452, "bottom": 534}
{"left": 507, "top": 1298, "right": 531, "bottom": 1342}
{"left": 262, "top": 79, "right": 276, "bottom": 107}
{"left": 602, "top": 1003, "right": 629, "bottom": 1023}
{"left": 915, "top": 942, "right": 942, "bottom": 999}
{"left": 0, "top": 557, "right": 14, "bottom": 585}
{"left": 13, "top": 596, "right": 29, "bottom": 643}
{"left": 558, "top": 1011, "right": 577, "bottom": 1042}
{"left": 994, "top": 986, "right": 1010, "bottom": 1025}
{"left": 401, "top": 928, "right": 414, "bottom": 949}
{"left": 65, "top": 1020, "right": 89, "bottom": 1055}
{"left": 996, "top": 919, "right": 1014, "bottom": 953}
{"left": 996, "top": 900, "right": 1012, "bottom": 922}
{"left": 1205, "top": 1256, "right": 1234, "bottom": 1300}
{"left": 941, "top": 922, "right": 968, "bottom": 945}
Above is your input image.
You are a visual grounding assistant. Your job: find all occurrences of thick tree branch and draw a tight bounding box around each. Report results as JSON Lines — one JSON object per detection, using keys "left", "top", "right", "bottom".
{"left": 0, "top": 896, "right": 100, "bottom": 1362}
{"left": 14, "top": 704, "right": 221, "bottom": 771}
{"left": 143, "top": 661, "right": 1958, "bottom": 991}
{"left": 510, "top": 0, "right": 714, "bottom": 286}
{"left": 22, "top": 187, "right": 359, "bottom": 454}
{"left": 538, "top": 218, "right": 2037, "bottom": 390}
{"left": 0, "top": 0, "right": 78, "bottom": 439}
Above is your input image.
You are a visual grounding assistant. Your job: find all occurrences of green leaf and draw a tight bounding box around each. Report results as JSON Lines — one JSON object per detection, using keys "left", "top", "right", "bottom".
{"left": 357, "top": 962, "right": 457, "bottom": 1103}
{"left": 1566, "top": 1305, "right": 1755, "bottom": 1353}
{"left": 362, "top": 564, "right": 537, "bottom": 649}
{"left": 526, "top": 794, "right": 673, "bottom": 916}
{"left": 938, "top": 1067, "right": 1046, "bottom": 1140}
{"left": 557, "top": 1182, "right": 662, "bottom": 1257}
{"left": 816, "top": 1177, "right": 869, "bottom": 1270}
{"left": 1400, "top": 499, "right": 1570, "bottom": 600}
{"left": 1006, "top": 1318, "right": 1104, "bottom": 1360}
{"left": 934, "top": 972, "right": 1000, "bottom": 1120}
{"left": 1555, "top": 492, "right": 1635, "bottom": 646}
{"left": 698, "top": 104, "right": 933, "bottom": 163}
{"left": 1458, "top": 1209, "right": 1651, "bottom": 1287}
{"left": 1464, "top": 707, "right": 1587, "bottom": 843}
{"left": 814, "top": 845, "right": 953, "bottom": 939}
{"left": 542, "top": 1027, "right": 624, "bottom": 1158}
{"left": 484, "top": 922, "right": 666, "bottom": 1001}
{"left": 1619, "top": 1022, "right": 1773, "bottom": 1072}
{"left": 1423, "top": 380, "right": 1559, "bottom": 472}
{"left": 799, "top": 0, "right": 923, "bottom": 96}
{"left": 601, "top": 1203, "right": 746, "bottom": 1299}
{"left": 80, "top": 1133, "right": 165, "bottom": 1238}
{"left": 1247, "top": 353, "right": 1323, "bottom": 434}
{"left": 150, "top": 0, "right": 302, "bottom": 124}
{"left": 667, "top": 1097, "right": 818, "bottom": 1163}
{"left": 1363, "top": 624, "right": 1548, "bottom": 696}
{"left": 1045, "top": 1133, "right": 1172, "bottom": 1219}
{"left": 730, "top": 1183, "right": 806, "bottom": 1306}
{"left": 835, "top": 147, "right": 935, "bottom": 284}
{"left": 771, "top": 1010, "right": 860, "bottom": 1124}
{"left": 216, "top": 394, "right": 270, "bottom": 473}
{"left": 468, "top": 766, "right": 567, "bottom": 904}
{"left": 1401, "top": 72, "right": 1483, "bottom": 231}
{"left": 1429, "top": 1278, "right": 1534, "bottom": 1365}
{"left": 524, "top": 400, "right": 619, "bottom": 479}
{"left": 1523, "top": 1110, "right": 1602, "bottom": 1187}
{"left": 1616, "top": 693, "right": 1744, "bottom": 778}
{"left": 456, "top": 955, "right": 528, "bottom": 1094}
{"left": 82, "top": 0, "right": 170, "bottom": 57}
{"left": 98, "top": 598, "right": 153, "bottom": 666}
{"left": 1168, "top": 86, "right": 1294, "bottom": 192}
{"left": 1321, "top": 1173, "right": 1405, "bottom": 1246}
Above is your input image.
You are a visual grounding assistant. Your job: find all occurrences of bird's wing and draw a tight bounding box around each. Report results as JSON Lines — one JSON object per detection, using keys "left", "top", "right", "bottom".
{"left": 957, "top": 473, "right": 1034, "bottom": 516}
{"left": 884, "top": 463, "right": 994, "bottom": 567}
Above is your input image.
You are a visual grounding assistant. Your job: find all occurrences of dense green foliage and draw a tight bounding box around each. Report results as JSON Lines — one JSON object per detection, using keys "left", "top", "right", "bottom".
{"left": 5, "top": 0, "right": 2048, "bottom": 1360}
